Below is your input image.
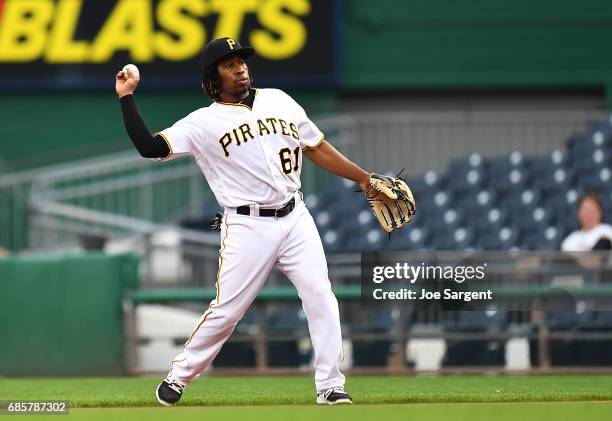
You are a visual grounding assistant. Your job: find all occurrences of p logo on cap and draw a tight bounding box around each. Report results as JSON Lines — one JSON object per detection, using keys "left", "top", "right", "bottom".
{"left": 200, "top": 37, "right": 255, "bottom": 78}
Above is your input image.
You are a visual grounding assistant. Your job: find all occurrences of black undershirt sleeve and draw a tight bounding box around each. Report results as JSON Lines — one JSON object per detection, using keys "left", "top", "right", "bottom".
{"left": 119, "top": 94, "right": 171, "bottom": 159}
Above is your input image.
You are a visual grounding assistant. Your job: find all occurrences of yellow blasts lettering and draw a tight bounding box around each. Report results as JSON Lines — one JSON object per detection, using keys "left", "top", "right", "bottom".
{"left": 155, "top": 0, "right": 208, "bottom": 61}
{"left": 46, "top": 0, "right": 88, "bottom": 63}
{"left": 250, "top": 0, "right": 309, "bottom": 60}
{"left": 90, "top": 0, "right": 153, "bottom": 63}
{"left": 0, "top": 0, "right": 54, "bottom": 62}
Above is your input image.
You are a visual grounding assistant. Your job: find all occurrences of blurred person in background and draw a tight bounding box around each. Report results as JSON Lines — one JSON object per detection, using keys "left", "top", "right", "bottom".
{"left": 561, "top": 193, "right": 612, "bottom": 251}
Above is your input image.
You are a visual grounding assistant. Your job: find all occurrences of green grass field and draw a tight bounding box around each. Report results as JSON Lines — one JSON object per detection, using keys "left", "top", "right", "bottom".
{"left": 1, "top": 375, "right": 611, "bottom": 420}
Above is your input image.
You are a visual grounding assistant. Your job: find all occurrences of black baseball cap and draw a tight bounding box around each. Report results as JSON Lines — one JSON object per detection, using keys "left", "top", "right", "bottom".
{"left": 200, "top": 37, "right": 255, "bottom": 70}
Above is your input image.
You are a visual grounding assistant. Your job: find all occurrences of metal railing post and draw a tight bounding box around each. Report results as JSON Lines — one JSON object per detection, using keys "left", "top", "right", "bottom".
{"left": 255, "top": 302, "right": 268, "bottom": 371}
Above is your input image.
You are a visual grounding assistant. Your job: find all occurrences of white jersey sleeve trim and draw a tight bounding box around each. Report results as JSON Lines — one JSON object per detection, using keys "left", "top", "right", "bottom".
{"left": 302, "top": 136, "right": 325, "bottom": 151}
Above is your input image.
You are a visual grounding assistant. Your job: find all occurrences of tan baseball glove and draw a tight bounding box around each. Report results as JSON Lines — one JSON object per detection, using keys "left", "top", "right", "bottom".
{"left": 364, "top": 173, "right": 416, "bottom": 233}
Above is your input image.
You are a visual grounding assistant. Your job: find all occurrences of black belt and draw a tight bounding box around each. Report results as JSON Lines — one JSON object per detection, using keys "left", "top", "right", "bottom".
{"left": 236, "top": 197, "right": 296, "bottom": 218}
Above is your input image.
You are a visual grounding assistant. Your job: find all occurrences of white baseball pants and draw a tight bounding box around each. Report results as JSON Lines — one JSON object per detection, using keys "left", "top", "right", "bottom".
{"left": 170, "top": 195, "right": 345, "bottom": 392}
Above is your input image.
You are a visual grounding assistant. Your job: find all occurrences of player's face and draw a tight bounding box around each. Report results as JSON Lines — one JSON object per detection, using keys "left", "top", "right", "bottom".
{"left": 216, "top": 54, "right": 251, "bottom": 99}
{"left": 578, "top": 196, "right": 602, "bottom": 230}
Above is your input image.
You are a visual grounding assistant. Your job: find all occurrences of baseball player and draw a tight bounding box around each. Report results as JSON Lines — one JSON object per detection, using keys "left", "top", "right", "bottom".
{"left": 116, "top": 37, "right": 414, "bottom": 406}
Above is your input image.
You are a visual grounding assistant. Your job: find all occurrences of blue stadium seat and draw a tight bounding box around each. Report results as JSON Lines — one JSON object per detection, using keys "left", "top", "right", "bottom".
{"left": 577, "top": 168, "right": 612, "bottom": 193}
{"left": 479, "top": 225, "right": 520, "bottom": 250}
{"left": 514, "top": 206, "right": 555, "bottom": 235}
{"left": 449, "top": 152, "right": 485, "bottom": 174}
{"left": 486, "top": 151, "right": 525, "bottom": 177}
{"left": 523, "top": 225, "right": 563, "bottom": 250}
{"left": 575, "top": 310, "right": 612, "bottom": 365}
{"left": 431, "top": 232, "right": 458, "bottom": 249}
{"left": 447, "top": 307, "right": 508, "bottom": 332}
{"left": 321, "top": 229, "right": 342, "bottom": 253}
{"left": 268, "top": 306, "right": 308, "bottom": 334}
{"left": 569, "top": 133, "right": 599, "bottom": 155}
{"left": 537, "top": 167, "right": 576, "bottom": 201}
{"left": 447, "top": 168, "right": 486, "bottom": 194}
{"left": 486, "top": 207, "right": 510, "bottom": 227}
{"left": 555, "top": 192, "right": 580, "bottom": 221}
{"left": 365, "top": 228, "right": 388, "bottom": 250}
{"left": 569, "top": 129, "right": 612, "bottom": 158}
{"left": 412, "top": 170, "right": 445, "bottom": 192}
{"left": 391, "top": 226, "right": 430, "bottom": 250}
{"left": 314, "top": 209, "right": 335, "bottom": 231}
{"left": 588, "top": 117, "right": 612, "bottom": 139}
{"left": 417, "top": 190, "right": 454, "bottom": 224}
{"left": 545, "top": 190, "right": 581, "bottom": 233}
{"left": 547, "top": 309, "right": 592, "bottom": 331}
{"left": 428, "top": 211, "right": 471, "bottom": 249}
{"left": 406, "top": 174, "right": 438, "bottom": 202}
{"left": 519, "top": 188, "right": 542, "bottom": 207}
{"left": 526, "top": 150, "right": 567, "bottom": 178}
{"left": 432, "top": 190, "right": 453, "bottom": 209}
{"left": 341, "top": 230, "right": 366, "bottom": 252}
{"left": 315, "top": 180, "right": 360, "bottom": 215}
{"left": 451, "top": 227, "right": 476, "bottom": 250}
{"left": 351, "top": 308, "right": 399, "bottom": 367}
{"left": 428, "top": 218, "right": 474, "bottom": 250}
{"left": 342, "top": 224, "right": 392, "bottom": 252}
{"left": 459, "top": 189, "right": 497, "bottom": 213}
{"left": 366, "top": 308, "right": 399, "bottom": 332}
{"left": 467, "top": 206, "right": 507, "bottom": 240}
{"left": 428, "top": 208, "right": 465, "bottom": 230}
{"left": 443, "top": 307, "right": 508, "bottom": 367}
{"left": 488, "top": 168, "right": 529, "bottom": 195}
{"left": 498, "top": 188, "right": 542, "bottom": 216}
{"left": 333, "top": 196, "right": 370, "bottom": 235}
{"left": 572, "top": 148, "right": 610, "bottom": 177}
{"left": 550, "top": 149, "right": 570, "bottom": 167}
{"left": 588, "top": 311, "right": 612, "bottom": 330}
{"left": 592, "top": 148, "right": 612, "bottom": 165}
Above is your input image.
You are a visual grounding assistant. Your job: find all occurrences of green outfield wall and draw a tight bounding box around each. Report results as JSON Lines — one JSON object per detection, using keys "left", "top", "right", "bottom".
{"left": 0, "top": 253, "right": 139, "bottom": 376}
{"left": 343, "top": 0, "right": 612, "bottom": 90}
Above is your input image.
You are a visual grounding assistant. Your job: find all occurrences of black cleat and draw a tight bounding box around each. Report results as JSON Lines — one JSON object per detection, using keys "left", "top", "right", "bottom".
{"left": 316, "top": 387, "right": 353, "bottom": 405}
{"left": 155, "top": 374, "right": 186, "bottom": 406}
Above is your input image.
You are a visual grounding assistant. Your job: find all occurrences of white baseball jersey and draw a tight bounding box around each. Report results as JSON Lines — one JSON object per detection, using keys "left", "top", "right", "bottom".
{"left": 561, "top": 223, "right": 612, "bottom": 251}
{"left": 157, "top": 88, "right": 324, "bottom": 208}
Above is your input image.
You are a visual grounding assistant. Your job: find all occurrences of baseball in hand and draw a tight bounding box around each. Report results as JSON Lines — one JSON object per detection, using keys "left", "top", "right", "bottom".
{"left": 122, "top": 64, "right": 140, "bottom": 81}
